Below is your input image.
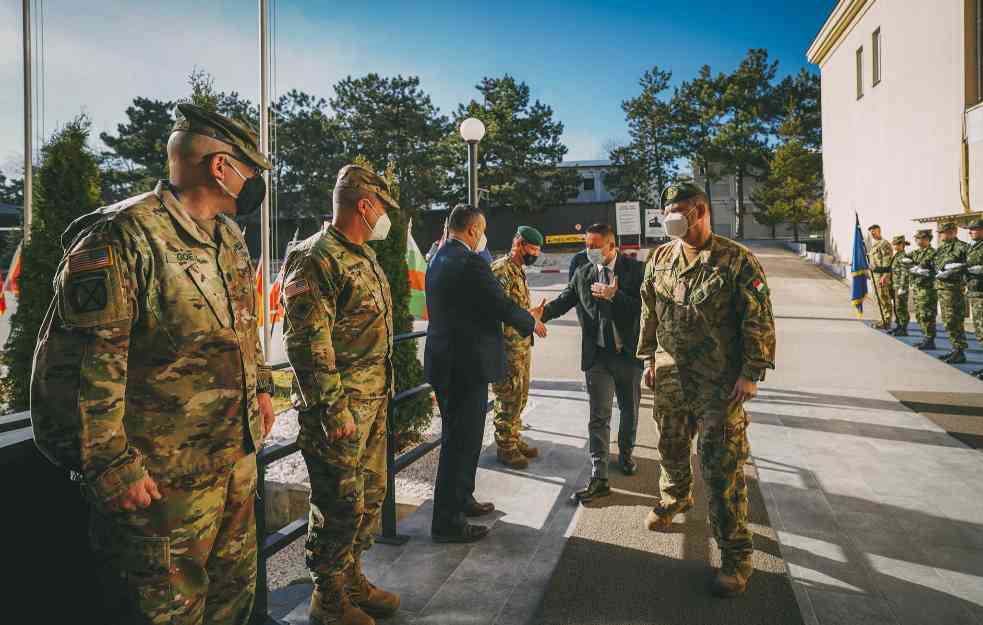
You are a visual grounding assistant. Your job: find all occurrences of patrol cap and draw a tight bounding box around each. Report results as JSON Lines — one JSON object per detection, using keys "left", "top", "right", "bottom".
{"left": 891, "top": 235, "right": 909, "bottom": 245}
{"left": 172, "top": 103, "right": 272, "bottom": 171}
{"left": 516, "top": 226, "right": 544, "bottom": 247}
{"left": 662, "top": 181, "right": 706, "bottom": 207}
{"left": 964, "top": 218, "right": 983, "bottom": 230}
{"left": 914, "top": 229, "right": 934, "bottom": 239}
{"left": 867, "top": 224, "right": 881, "bottom": 231}
{"left": 939, "top": 221, "right": 957, "bottom": 232}
{"left": 334, "top": 164, "right": 400, "bottom": 210}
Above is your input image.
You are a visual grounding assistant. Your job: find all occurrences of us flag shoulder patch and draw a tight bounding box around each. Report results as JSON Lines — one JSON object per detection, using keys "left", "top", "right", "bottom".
{"left": 284, "top": 278, "right": 311, "bottom": 298}
{"left": 69, "top": 246, "right": 112, "bottom": 274}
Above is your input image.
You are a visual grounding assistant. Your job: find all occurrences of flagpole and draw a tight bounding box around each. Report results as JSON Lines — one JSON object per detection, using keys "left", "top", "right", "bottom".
{"left": 259, "top": 0, "right": 271, "bottom": 356}
{"left": 22, "top": 0, "right": 32, "bottom": 243}
{"left": 856, "top": 213, "right": 888, "bottom": 327}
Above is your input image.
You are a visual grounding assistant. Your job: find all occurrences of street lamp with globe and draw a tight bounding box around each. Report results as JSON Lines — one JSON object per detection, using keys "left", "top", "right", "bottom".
{"left": 459, "top": 117, "right": 486, "bottom": 207}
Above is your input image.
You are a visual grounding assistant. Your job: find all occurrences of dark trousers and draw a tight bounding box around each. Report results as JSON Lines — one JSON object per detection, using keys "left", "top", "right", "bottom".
{"left": 585, "top": 349, "right": 642, "bottom": 480}
{"left": 432, "top": 377, "right": 489, "bottom": 531}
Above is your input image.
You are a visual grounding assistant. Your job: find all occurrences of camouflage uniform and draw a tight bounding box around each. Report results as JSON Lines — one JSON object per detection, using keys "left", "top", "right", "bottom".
{"left": 933, "top": 230, "right": 969, "bottom": 351}
{"left": 638, "top": 234, "right": 776, "bottom": 563}
{"left": 868, "top": 236, "right": 894, "bottom": 326}
{"left": 31, "top": 179, "right": 272, "bottom": 625}
{"left": 491, "top": 256, "right": 532, "bottom": 450}
{"left": 965, "top": 224, "right": 983, "bottom": 358}
{"left": 890, "top": 238, "right": 912, "bottom": 329}
{"left": 280, "top": 185, "right": 395, "bottom": 593}
{"left": 909, "top": 234, "right": 938, "bottom": 340}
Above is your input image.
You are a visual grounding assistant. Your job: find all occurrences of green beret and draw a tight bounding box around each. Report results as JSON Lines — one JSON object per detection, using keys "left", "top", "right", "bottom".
{"left": 891, "top": 235, "right": 909, "bottom": 245}
{"left": 964, "top": 218, "right": 983, "bottom": 230}
{"left": 172, "top": 103, "right": 272, "bottom": 170}
{"left": 939, "top": 221, "right": 957, "bottom": 232}
{"left": 914, "top": 229, "right": 934, "bottom": 239}
{"left": 867, "top": 224, "right": 881, "bottom": 231}
{"left": 663, "top": 181, "right": 706, "bottom": 207}
{"left": 516, "top": 226, "right": 544, "bottom": 247}
{"left": 335, "top": 164, "right": 400, "bottom": 210}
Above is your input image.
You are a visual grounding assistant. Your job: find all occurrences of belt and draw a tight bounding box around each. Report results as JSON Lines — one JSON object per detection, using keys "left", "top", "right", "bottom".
{"left": 871, "top": 267, "right": 892, "bottom": 274}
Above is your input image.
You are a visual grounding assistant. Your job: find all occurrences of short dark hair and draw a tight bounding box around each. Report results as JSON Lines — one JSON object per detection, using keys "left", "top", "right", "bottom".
{"left": 448, "top": 204, "right": 485, "bottom": 232}
{"left": 585, "top": 223, "right": 615, "bottom": 240}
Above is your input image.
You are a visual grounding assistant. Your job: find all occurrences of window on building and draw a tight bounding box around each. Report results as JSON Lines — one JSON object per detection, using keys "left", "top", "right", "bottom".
{"left": 872, "top": 28, "right": 882, "bottom": 86}
{"left": 582, "top": 176, "right": 595, "bottom": 191}
{"left": 856, "top": 46, "right": 864, "bottom": 99}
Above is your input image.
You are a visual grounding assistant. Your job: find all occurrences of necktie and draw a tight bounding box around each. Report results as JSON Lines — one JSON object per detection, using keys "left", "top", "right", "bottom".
{"left": 599, "top": 267, "right": 616, "bottom": 351}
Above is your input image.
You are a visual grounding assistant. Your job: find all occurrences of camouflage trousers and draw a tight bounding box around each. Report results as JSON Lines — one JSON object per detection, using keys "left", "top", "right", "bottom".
{"left": 893, "top": 286, "right": 910, "bottom": 328}
{"left": 492, "top": 345, "right": 531, "bottom": 450}
{"left": 653, "top": 366, "right": 752, "bottom": 560}
{"left": 913, "top": 286, "right": 938, "bottom": 338}
{"left": 302, "top": 397, "right": 387, "bottom": 588}
{"left": 90, "top": 452, "right": 258, "bottom": 625}
{"left": 970, "top": 295, "right": 983, "bottom": 343}
{"left": 938, "top": 286, "right": 968, "bottom": 350}
{"left": 873, "top": 277, "right": 893, "bottom": 326}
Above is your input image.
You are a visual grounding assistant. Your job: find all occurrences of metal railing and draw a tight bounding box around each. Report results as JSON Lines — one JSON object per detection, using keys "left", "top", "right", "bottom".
{"left": 252, "top": 330, "right": 441, "bottom": 624}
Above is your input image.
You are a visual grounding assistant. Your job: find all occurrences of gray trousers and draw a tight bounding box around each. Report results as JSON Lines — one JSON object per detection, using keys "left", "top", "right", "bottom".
{"left": 585, "top": 349, "right": 642, "bottom": 479}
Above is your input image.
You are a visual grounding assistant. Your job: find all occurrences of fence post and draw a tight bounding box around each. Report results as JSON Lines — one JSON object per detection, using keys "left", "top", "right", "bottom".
{"left": 376, "top": 402, "right": 409, "bottom": 545}
{"left": 252, "top": 456, "right": 270, "bottom": 624}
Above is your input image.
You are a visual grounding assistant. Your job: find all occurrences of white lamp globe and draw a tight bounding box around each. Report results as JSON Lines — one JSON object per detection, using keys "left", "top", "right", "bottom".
{"left": 459, "top": 117, "right": 486, "bottom": 143}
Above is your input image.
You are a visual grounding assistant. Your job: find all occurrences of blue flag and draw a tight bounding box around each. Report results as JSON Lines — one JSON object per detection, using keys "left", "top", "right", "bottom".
{"left": 850, "top": 216, "right": 869, "bottom": 318}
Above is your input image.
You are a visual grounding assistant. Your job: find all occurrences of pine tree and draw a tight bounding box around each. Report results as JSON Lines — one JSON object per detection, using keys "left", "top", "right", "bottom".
{"left": 1, "top": 117, "right": 102, "bottom": 410}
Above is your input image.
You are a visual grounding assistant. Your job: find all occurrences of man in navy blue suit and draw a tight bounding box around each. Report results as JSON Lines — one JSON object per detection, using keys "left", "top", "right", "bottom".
{"left": 424, "top": 204, "right": 544, "bottom": 542}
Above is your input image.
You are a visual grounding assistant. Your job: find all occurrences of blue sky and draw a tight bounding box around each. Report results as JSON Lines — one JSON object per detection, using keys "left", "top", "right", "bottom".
{"left": 0, "top": 0, "right": 835, "bottom": 174}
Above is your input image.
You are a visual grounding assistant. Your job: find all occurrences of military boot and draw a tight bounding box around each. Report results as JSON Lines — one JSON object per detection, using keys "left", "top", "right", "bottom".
{"left": 347, "top": 559, "right": 400, "bottom": 618}
{"left": 646, "top": 496, "right": 694, "bottom": 532}
{"left": 497, "top": 446, "right": 530, "bottom": 469}
{"left": 517, "top": 438, "right": 539, "bottom": 459}
{"left": 711, "top": 557, "right": 754, "bottom": 598}
{"left": 942, "top": 349, "right": 967, "bottom": 364}
{"left": 310, "top": 575, "right": 375, "bottom": 625}
{"left": 894, "top": 326, "right": 909, "bottom": 337}
{"left": 915, "top": 338, "right": 936, "bottom": 350}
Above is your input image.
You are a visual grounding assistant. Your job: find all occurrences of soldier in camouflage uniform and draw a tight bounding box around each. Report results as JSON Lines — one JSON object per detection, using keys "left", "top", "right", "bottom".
{"left": 638, "top": 182, "right": 775, "bottom": 598}
{"left": 888, "top": 235, "right": 913, "bottom": 336}
{"left": 280, "top": 165, "right": 399, "bottom": 625}
{"left": 491, "top": 226, "right": 547, "bottom": 469}
{"left": 934, "top": 222, "right": 969, "bottom": 363}
{"left": 31, "top": 104, "right": 276, "bottom": 625}
{"left": 867, "top": 225, "right": 894, "bottom": 329}
{"left": 908, "top": 229, "right": 938, "bottom": 350}
{"left": 963, "top": 219, "right": 983, "bottom": 377}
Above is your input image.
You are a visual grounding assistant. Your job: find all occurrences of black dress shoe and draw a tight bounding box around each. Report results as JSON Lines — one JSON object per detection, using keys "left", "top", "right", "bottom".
{"left": 431, "top": 523, "right": 490, "bottom": 543}
{"left": 570, "top": 478, "right": 610, "bottom": 503}
{"left": 619, "top": 455, "right": 638, "bottom": 476}
{"left": 463, "top": 500, "right": 495, "bottom": 517}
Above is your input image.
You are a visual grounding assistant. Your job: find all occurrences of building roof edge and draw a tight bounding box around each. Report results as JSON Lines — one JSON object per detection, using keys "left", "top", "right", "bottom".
{"left": 806, "top": 0, "right": 871, "bottom": 67}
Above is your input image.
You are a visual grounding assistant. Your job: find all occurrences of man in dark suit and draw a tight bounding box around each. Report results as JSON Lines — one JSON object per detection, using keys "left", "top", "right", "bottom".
{"left": 542, "top": 223, "right": 645, "bottom": 503}
{"left": 425, "top": 204, "right": 545, "bottom": 542}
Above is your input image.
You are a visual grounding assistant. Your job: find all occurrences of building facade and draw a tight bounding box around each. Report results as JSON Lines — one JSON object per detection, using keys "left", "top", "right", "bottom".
{"left": 808, "top": 0, "right": 983, "bottom": 263}
{"left": 690, "top": 163, "right": 800, "bottom": 240}
{"left": 559, "top": 160, "right": 617, "bottom": 203}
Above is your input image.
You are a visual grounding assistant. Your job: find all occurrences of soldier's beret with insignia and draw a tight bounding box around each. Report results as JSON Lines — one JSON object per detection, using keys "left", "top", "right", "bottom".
{"left": 891, "top": 235, "right": 909, "bottom": 245}
{"left": 939, "top": 221, "right": 957, "bottom": 232}
{"left": 172, "top": 103, "right": 272, "bottom": 171}
{"left": 516, "top": 226, "right": 544, "bottom": 247}
{"left": 335, "top": 164, "right": 400, "bottom": 210}
{"left": 662, "top": 181, "right": 706, "bottom": 208}
{"left": 964, "top": 218, "right": 983, "bottom": 230}
{"left": 914, "top": 229, "right": 934, "bottom": 239}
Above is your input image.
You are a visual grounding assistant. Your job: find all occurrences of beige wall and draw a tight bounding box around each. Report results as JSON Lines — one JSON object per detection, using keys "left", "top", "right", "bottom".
{"left": 816, "top": 0, "right": 970, "bottom": 263}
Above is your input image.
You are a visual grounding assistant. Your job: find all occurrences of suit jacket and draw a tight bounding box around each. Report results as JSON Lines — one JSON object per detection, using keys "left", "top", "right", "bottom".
{"left": 543, "top": 253, "right": 644, "bottom": 371}
{"left": 424, "top": 239, "right": 536, "bottom": 390}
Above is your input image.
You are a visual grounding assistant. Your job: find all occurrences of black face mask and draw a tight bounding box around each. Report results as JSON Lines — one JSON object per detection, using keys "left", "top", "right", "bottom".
{"left": 234, "top": 174, "right": 267, "bottom": 216}
{"left": 522, "top": 253, "right": 539, "bottom": 266}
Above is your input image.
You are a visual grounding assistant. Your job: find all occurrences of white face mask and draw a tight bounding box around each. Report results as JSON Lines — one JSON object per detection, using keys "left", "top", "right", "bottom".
{"left": 586, "top": 248, "right": 605, "bottom": 265}
{"left": 475, "top": 233, "right": 488, "bottom": 253}
{"left": 361, "top": 205, "right": 392, "bottom": 241}
{"left": 664, "top": 210, "right": 691, "bottom": 239}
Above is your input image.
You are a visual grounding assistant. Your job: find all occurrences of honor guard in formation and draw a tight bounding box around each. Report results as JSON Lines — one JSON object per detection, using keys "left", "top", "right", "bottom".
{"left": 280, "top": 165, "right": 401, "bottom": 625}
{"left": 491, "top": 226, "right": 547, "bottom": 469}
{"left": 888, "top": 235, "right": 912, "bottom": 336}
{"left": 908, "top": 229, "right": 938, "bottom": 350}
{"left": 867, "top": 224, "right": 894, "bottom": 329}
{"left": 637, "top": 182, "right": 776, "bottom": 598}
{"left": 965, "top": 219, "right": 983, "bottom": 378}
{"left": 933, "top": 222, "right": 969, "bottom": 363}
{"left": 31, "top": 104, "right": 276, "bottom": 625}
